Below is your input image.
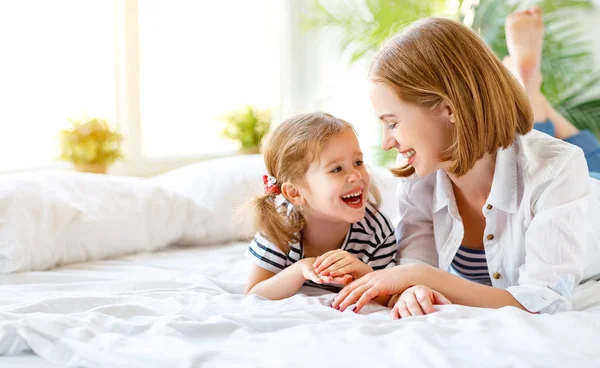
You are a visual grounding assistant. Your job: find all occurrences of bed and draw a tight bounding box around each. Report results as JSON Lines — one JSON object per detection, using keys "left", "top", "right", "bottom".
{"left": 1, "top": 241, "right": 600, "bottom": 367}
{"left": 1, "top": 156, "right": 599, "bottom": 367}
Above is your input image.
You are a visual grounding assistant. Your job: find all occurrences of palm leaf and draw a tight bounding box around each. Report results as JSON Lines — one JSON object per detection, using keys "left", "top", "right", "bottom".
{"left": 561, "top": 99, "right": 600, "bottom": 137}
{"left": 302, "top": 0, "right": 453, "bottom": 63}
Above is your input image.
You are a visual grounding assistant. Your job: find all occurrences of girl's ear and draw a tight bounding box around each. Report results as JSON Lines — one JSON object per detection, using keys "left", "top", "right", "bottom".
{"left": 281, "top": 182, "right": 304, "bottom": 206}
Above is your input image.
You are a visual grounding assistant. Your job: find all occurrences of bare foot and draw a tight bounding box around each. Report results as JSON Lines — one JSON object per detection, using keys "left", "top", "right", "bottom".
{"left": 505, "top": 7, "right": 544, "bottom": 91}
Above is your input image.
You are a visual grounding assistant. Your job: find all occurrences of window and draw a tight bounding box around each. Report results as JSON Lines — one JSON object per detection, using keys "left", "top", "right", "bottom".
{"left": 137, "top": 0, "right": 282, "bottom": 159}
{"left": 0, "top": 0, "right": 282, "bottom": 174}
{"left": 0, "top": 0, "right": 116, "bottom": 171}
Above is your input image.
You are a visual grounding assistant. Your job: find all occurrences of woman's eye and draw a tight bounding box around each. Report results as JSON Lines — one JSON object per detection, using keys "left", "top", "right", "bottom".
{"left": 330, "top": 166, "right": 342, "bottom": 173}
{"left": 388, "top": 122, "right": 398, "bottom": 130}
{"left": 355, "top": 160, "right": 364, "bottom": 166}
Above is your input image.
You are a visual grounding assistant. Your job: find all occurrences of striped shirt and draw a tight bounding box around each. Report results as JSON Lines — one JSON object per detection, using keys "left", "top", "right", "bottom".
{"left": 450, "top": 245, "right": 491, "bottom": 285}
{"left": 245, "top": 202, "right": 398, "bottom": 291}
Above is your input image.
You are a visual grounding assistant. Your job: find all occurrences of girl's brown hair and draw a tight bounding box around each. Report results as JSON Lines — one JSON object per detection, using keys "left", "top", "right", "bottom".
{"left": 252, "top": 112, "right": 380, "bottom": 252}
{"left": 369, "top": 17, "right": 533, "bottom": 177}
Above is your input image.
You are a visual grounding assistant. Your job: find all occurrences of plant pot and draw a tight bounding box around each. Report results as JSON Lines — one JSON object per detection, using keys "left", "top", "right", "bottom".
{"left": 74, "top": 163, "right": 108, "bottom": 174}
{"left": 239, "top": 146, "right": 260, "bottom": 155}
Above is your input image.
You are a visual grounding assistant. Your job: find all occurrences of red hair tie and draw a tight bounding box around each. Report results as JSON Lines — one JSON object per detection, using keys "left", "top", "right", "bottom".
{"left": 263, "top": 175, "right": 281, "bottom": 195}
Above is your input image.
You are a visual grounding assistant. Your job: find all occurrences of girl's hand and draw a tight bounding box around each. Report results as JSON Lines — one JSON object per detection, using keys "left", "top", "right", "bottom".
{"left": 298, "top": 257, "right": 323, "bottom": 284}
{"left": 319, "top": 274, "right": 354, "bottom": 285}
{"left": 313, "top": 250, "right": 372, "bottom": 280}
{"left": 299, "top": 258, "right": 353, "bottom": 285}
{"left": 389, "top": 285, "right": 451, "bottom": 320}
{"left": 332, "top": 264, "right": 420, "bottom": 312}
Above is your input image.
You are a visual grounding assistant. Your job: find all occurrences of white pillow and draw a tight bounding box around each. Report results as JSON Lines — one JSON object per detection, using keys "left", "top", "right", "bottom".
{"left": 151, "top": 155, "right": 265, "bottom": 245}
{"left": 151, "top": 155, "right": 400, "bottom": 244}
{"left": 0, "top": 171, "right": 207, "bottom": 273}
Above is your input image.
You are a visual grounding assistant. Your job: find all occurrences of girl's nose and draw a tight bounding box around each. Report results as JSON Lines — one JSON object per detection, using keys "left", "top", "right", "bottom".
{"left": 347, "top": 168, "right": 363, "bottom": 182}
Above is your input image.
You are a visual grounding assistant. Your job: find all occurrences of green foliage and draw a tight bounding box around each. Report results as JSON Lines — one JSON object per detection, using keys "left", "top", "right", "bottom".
{"left": 303, "top": 0, "right": 456, "bottom": 63}
{"left": 220, "top": 106, "right": 272, "bottom": 150}
{"left": 59, "top": 118, "right": 123, "bottom": 165}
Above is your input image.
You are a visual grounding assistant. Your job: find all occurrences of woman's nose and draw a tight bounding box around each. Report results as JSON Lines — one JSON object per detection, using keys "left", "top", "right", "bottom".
{"left": 381, "top": 130, "right": 399, "bottom": 151}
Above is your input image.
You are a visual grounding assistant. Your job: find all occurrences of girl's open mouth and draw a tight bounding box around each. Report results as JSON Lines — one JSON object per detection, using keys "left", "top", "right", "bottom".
{"left": 340, "top": 189, "right": 363, "bottom": 208}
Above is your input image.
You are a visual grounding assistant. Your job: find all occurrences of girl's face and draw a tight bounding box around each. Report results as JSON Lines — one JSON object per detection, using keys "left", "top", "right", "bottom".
{"left": 297, "top": 128, "right": 371, "bottom": 225}
{"left": 368, "top": 82, "right": 455, "bottom": 177}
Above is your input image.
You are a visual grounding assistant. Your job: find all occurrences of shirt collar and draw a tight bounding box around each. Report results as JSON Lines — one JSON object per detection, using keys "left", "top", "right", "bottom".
{"left": 432, "top": 169, "right": 454, "bottom": 213}
{"left": 432, "top": 142, "right": 518, "bottom": 214}
{"left": 487, "top": 142, "right": 518, "bottom": 214}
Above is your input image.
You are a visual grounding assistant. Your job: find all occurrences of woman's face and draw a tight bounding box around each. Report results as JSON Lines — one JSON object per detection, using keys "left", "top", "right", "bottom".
{"left": 368, "top": 82, "right": 455, "bottom": 177}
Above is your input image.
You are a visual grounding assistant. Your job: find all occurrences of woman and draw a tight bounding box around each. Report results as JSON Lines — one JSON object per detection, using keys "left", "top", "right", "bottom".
{"left": 331, "top": 8, "right": 600, "bottom": 317}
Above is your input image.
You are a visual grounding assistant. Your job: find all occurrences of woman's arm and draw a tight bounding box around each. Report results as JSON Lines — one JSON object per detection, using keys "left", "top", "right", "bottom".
{"left": 245, "top": 258, "right": 321, "bottom": 300}
{"left": 332, "top": 264, "right": 528, "bottom": 312}
{"left": 409, "top": 265, "right": 527, "bottom": 310}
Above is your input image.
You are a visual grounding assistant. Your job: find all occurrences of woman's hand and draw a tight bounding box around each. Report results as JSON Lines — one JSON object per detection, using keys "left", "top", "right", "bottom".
{"left": 388, "top": 285, "right": 451, "bottom": 319}
{"left": 313, "top": 250, "right": 373, "bottom": 280}
{"left": 331, "top": 264, "right": 420, "bottom": 312}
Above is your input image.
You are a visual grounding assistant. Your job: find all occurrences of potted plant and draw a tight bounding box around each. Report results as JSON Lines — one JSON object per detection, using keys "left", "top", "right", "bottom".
{"left": 220, "top": 106, "right": 271, "bottom": 154}
{"left": 59, "top": 117, "right": 124, "bottom": 174}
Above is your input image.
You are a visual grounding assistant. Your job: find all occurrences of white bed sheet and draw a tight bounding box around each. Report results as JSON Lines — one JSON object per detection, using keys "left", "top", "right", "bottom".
{"left": 0, "top": 242, "right": 599, "bottom": 367}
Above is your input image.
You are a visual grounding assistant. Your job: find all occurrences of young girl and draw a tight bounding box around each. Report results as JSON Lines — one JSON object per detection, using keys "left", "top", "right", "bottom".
{"left": 244, "top": 112, "right": 398, "bottom": 300}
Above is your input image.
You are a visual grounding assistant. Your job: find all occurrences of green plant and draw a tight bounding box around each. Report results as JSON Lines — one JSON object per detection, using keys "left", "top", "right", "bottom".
{"left": 59, "top": 118, "right": 123, "bottom": 165}
{"left": 303, "top": 0, "right": 457, "bottom": 63}
{"left": 220, "top": 106, "right": 271, "bottom": 153}
{"left": 304, "top": 0, "right": 600, "bottom": 166}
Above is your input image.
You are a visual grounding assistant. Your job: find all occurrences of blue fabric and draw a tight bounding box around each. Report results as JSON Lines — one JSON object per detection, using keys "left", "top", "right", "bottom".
{"left": 564, "top": 130, "right": 600, "bottom": 173}
{"left": 534, "top": 120, "right": 600, "bottom": 173}
{"left": 533, "top": 120, "right": 555, "bottom": 137}
{"left": 590, "top": 172, "right": 600, "bottom": 181}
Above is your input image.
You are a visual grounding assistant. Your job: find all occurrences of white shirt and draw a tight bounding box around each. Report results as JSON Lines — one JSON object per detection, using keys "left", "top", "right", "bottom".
{"left": 395, "top": 129, "right": 600, "bottom": 314}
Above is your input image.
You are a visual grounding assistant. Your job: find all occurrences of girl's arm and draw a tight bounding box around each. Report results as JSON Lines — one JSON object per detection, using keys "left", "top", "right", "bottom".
{"left": 245, "top": 258, "right": 321, "bottom": 300}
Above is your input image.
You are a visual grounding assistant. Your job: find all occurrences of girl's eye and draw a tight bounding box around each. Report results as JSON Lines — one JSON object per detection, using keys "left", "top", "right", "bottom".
{"left": 388, "top": 122, "right": 398, "bottom": 130}
{"left": 354, "top": 160, "right": 364, "bottom": 167}
{"left": 330, "top": 166, "right": 342, "bottom": 173}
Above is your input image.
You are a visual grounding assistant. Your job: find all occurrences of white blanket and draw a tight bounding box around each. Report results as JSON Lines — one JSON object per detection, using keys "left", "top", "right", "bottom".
{"left": 1, "top": 242, "right": 599, "bottom": 367}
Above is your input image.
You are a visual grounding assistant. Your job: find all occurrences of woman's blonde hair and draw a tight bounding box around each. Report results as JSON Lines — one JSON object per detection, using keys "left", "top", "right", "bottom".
{"left": 369, "top": 17, "right": 533, "bottom": 177}
{"left": 252, "top": 112, "right": 380, "bottom": 252}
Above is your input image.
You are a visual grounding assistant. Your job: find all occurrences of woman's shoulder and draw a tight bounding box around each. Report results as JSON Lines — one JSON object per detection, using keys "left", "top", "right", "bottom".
{"left": 514, "top": 131, "right": 589, "bottom": 203}
{"left": 516, "top": 130, "right": 586, "bottom": 179}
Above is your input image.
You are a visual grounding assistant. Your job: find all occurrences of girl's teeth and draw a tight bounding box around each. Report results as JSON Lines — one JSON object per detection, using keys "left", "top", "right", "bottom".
{"left": 342, "top": 191, "right": 362, "bottom": 199}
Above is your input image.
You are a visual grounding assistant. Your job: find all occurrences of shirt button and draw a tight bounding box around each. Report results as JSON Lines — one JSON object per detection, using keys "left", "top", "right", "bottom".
{"left": 493, "top": 272, "right": 501, "bottom": 280}
{"left": 486, "top": 204, "right": 493, "bottom": 210}
{"left": 487, "top": 234, "right": 494, "bottom": 241}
